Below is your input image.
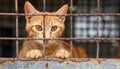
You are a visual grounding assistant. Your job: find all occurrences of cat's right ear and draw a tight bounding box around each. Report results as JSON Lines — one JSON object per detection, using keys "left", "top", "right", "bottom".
{"left": 24, "top": 1, "right": 39, "bottom": 22}
{"left": 55, "top": 4, "right": 68, "bottom": 23}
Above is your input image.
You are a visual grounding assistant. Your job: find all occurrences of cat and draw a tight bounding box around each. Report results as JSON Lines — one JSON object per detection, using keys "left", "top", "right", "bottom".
{"left": 18, "top": 1, "right": 87, "bottom": 58}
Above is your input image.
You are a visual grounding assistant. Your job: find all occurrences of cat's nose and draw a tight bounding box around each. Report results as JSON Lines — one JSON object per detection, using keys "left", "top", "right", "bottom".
{"left": 45, "top": 32, "right": 50, "bottom": 38}
{"left": 45, "top": 39, "right": 49, "bottom": 44}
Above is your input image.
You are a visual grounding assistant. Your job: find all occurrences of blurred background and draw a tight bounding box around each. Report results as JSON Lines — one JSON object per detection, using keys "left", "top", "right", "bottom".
{"left": 0, "top": 0, "right": 120, "bottom": 58}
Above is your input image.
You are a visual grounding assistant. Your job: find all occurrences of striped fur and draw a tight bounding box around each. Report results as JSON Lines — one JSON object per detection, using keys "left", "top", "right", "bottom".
{"left": 19, "top": 1, "right": 87, "bottom": 58}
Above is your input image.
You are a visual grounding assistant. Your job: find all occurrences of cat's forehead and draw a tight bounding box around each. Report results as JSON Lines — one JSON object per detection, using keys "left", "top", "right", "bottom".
{"left": 30, "top": 13, "right": 63, "bottom": 26}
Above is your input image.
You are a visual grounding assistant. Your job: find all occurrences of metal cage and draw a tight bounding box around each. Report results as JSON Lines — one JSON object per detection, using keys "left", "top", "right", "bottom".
{"left": 0, "top": 0, "right": 120, "bottom": 69}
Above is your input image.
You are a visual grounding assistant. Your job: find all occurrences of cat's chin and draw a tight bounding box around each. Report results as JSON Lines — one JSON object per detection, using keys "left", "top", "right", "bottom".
{"left": 35, "top": 40, "right": 44, "bottom": 45}
{"left": 35, "top": 40, "right": 56, "bottom": 45}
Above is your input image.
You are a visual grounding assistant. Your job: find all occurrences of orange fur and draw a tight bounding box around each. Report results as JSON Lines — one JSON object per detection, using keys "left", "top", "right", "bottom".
{"left": 18, "top": 1, "right": 87, "bottom": 58}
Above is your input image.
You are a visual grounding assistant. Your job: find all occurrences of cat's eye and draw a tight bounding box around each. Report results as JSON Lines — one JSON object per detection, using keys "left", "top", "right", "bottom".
{"left": 35, "top": 25, "right": 42, "bottom": 31}
{"left": 51, "top": 26, "right": 58, "bottom": 31}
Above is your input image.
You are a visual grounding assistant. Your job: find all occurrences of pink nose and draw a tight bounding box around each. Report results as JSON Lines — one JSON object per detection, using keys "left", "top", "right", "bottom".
{"left": 45, "top": 39, "right": 49, "bottom": 44}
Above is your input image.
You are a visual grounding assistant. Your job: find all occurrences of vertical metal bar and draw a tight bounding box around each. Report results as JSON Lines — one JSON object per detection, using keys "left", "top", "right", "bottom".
{"left": 70, "top": 0, "right": 73, "bottom": 58}
{"left": 96, "top": 0, "right": 100, "bottom": 59}
{"left": 43, "top": 0, "right": 46, "bottom": 58}
{"left": 15, "top": 0, "right": 18, "bottom": 57}
{"left": 43, "top": 0, "right": 46, "bottom": 12}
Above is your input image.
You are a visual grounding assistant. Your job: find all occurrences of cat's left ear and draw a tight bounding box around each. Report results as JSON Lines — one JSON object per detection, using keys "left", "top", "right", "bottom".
{"left": 24, "top": 1, "right": 39, "bottom": 23}
{"left": 55, "top": 4, "right": 68, "bottom": 23}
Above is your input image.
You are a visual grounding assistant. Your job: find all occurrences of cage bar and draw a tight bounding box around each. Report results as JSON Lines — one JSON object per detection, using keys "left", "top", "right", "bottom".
{"left": 0, "top": 13, "right": 120, "bottom": 16}
{"left": 15, "top": 0, "right": 18, "bottom": 58}
{"left": 42, "top": 0, "right": 46, "bottom": 58}
{"left": 70, "top": 0, "right": 73, "bottom": 58}
{"left": 0, "top": 37, "right": 120, "bottom": 40}
{"left": 96, "top": 0, "right": 100, "bottom": 59}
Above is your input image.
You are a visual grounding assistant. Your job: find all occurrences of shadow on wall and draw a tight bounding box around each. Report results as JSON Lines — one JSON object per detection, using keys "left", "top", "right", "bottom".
{"left": 0, "top": 27, "right": 15, "bottom": 57}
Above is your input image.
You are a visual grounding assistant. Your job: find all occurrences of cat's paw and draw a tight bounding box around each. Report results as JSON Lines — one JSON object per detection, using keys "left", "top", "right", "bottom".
{"left": 26, "top": 49, "right": 42, "bottom": 58}
{"left": 55, "top": 49, "right": 70, "bottom": 58}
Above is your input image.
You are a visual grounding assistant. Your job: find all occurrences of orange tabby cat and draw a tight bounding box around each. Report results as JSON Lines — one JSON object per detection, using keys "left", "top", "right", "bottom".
{"left": 18, "top": 1, "right": 87, "bottom": 58}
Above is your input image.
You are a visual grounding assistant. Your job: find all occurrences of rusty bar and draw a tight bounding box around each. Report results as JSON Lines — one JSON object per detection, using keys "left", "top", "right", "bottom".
{"left": 0, "top": 37, "right": 120, "bottom": 40}
{"left": 96, "top": 0, "right": 100, "bottom": 59}
{"left": 77, "top": 2, "right": 120, "bottom": 5}
{"left": 43, "top": 0, "right": 46, "bottom": 12}
{"left": 0, "top": 58, "right": 120, "bottom": 63}
{"left": 15, "top": 0, "right": 19, "bottom": 58}
{"left": 70, "top": 0, "right": 73, "bottom": 58}
{"left": 43, "top": 0, "right": 46, "bottom": 58}
{"left": 0, "top": 13, "right": 120, "bottom": 16}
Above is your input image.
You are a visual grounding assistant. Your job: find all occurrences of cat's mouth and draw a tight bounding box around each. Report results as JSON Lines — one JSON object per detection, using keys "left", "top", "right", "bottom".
{"left": 44, "top": 39, "right": 56, "bottom": 45}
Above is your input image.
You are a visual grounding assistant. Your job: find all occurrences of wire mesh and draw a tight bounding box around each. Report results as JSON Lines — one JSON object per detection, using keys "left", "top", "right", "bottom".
{"left": 0, "top": 0, "right": 119, "bottom": 58}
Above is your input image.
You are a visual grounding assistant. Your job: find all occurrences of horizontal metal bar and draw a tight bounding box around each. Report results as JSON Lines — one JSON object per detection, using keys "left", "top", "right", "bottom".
{"left": 0, "top": 58, "right": 120, "bottom": 63}
{"left": 0, "top": 13, "right": 120, "bottom": 16}
{"left": 78, "top": 2, "right": 120, "bottom": 5}
{"left": 0, "top": 37, "right": 120, "bottom": 40}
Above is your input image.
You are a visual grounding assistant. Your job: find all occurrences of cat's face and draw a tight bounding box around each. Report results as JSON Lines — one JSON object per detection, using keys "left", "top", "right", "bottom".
{"left": 24, "top": 2, "right": 68, "bottom": 44}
